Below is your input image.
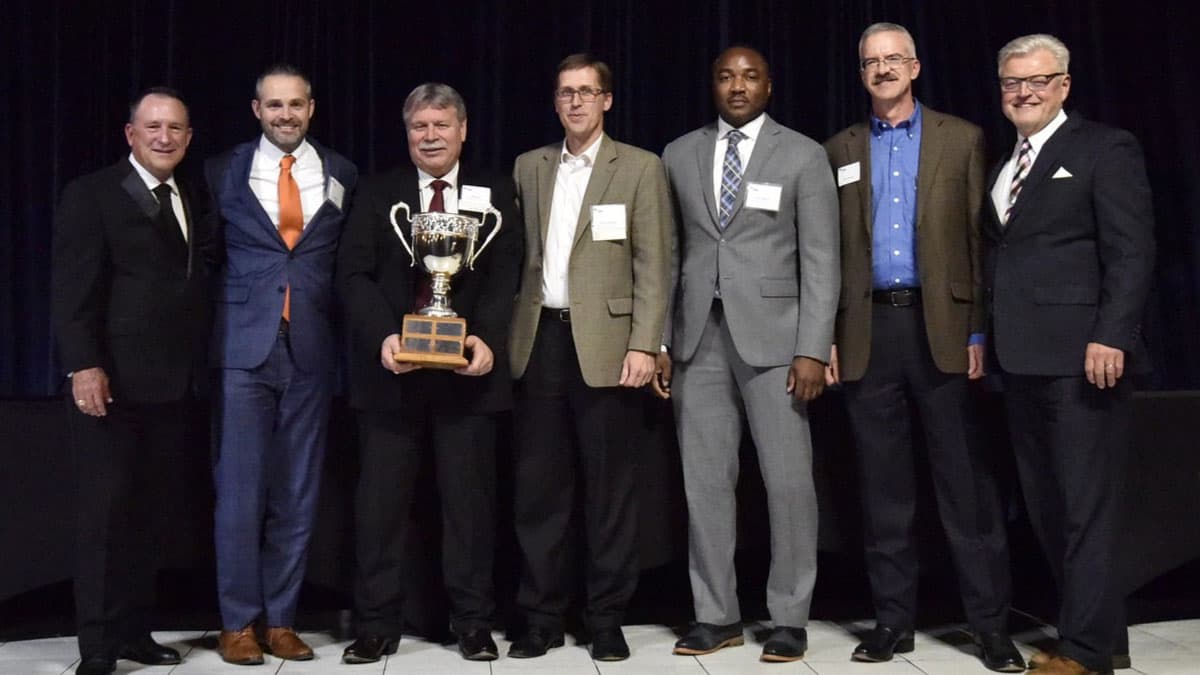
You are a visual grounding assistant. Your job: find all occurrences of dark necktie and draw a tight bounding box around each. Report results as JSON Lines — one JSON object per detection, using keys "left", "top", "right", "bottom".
{"left": 719, "top": 129, "right": 746, "bottom": 229}
{"left": 414, "top": 179, "right": 450, "bottom": 310}
{"left": 152, "top": 183, "right": 183, "bottom": 241}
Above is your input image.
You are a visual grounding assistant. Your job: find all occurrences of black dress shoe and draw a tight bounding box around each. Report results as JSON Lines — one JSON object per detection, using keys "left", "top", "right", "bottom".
{"left": 975, "top": 631, "right": 1026, "bottom": 672}
{"left": 342, "top": 635, "right": 399, "bottom": 664}
{"left": 76, "top": 656, "right": 115, "bottom": 675}
{"left": 508, "top": 626, "right": 564, "bottom": 658}
{"left": 673, "top": 622, "right": 744, "bottom": 655}
{"left": 761, "top": 626, "right": 808, "bottom": 662}
{"left": 457, "top": 628, "right": 499, "bottom": 661}
{"left": 118, "top": 635, "right": 182, "bottom": 665}
{"left": 590, "top": 626, "right": 630, "bottom": 661}
{"left": 852, "top": 625, "right": 915, "bottom": 662}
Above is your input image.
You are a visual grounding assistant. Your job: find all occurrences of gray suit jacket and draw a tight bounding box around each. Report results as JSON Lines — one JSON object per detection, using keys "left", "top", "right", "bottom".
{"left": 662, "top": 114, "right": 840, "bottom": 367}
{"left": 509, "top": 134, "right": 672, "bottom": 387}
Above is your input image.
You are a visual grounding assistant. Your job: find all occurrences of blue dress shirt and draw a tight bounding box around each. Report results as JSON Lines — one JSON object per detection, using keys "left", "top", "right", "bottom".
{"left": 870, "top": 105, "right": 921, "bottom": 290}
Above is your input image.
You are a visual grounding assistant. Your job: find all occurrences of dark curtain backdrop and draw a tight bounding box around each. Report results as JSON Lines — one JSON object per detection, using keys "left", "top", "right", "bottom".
{"left": 3, "top": 0, "right": 1198, "bottom": 396}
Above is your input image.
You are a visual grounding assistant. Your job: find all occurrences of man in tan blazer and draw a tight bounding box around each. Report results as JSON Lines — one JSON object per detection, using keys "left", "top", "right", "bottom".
{"left": 507, "top": 53, "right": 671, "bottom": 662}
{"left": 823, "top": 23, "right": 1022, "bottom": 672}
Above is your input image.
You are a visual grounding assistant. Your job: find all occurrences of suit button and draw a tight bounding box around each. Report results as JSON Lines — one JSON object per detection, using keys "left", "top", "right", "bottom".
{"left": 277, "top": 286, "right": 286, "bottom": 292}
{"left": 719, "top": 239, "right": 726, "bottom": 246}
{"left": 1000, "top": 242, "right": 1008, "bottom": 249}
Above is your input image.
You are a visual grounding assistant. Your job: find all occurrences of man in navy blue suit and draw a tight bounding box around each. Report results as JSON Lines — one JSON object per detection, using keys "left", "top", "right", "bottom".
{"left": 206, "top": 64, "right": 357, "bottom": 665}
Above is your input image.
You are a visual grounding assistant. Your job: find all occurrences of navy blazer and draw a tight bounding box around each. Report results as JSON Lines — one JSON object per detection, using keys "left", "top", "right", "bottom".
{"left": 206, "top": 138, "right": 357, "bottom": 372}
{"left": 983, "top": 114, "right": 1155, "bottom": 376}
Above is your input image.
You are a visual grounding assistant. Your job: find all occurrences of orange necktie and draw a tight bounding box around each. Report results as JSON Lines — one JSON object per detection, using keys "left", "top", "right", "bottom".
{"left": 278, "top": 155, "right": 302, "bottom": 320}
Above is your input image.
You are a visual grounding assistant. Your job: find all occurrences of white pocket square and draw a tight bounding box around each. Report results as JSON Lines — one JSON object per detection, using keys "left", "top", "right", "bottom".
{"left": 1052, "top": 166, "right": 1073, "bottom": 179}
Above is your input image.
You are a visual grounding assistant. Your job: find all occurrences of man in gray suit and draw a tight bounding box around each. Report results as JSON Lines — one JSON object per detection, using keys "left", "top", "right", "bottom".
{"left": 654, "top": 46, "right": 839, "bottom": 663}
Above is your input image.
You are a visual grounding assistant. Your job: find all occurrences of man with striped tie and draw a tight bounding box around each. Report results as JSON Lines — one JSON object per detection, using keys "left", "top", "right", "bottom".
{"left": 984, "top": 33, "right": 1155, "bottom": 675}
{"left": 655, "top": 45, "right": 839, "bottom": 663}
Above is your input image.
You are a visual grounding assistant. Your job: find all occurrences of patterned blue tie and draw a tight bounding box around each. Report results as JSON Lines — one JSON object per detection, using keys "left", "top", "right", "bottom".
{"left": 719, "top": 129, "right": 746, "bottom": 229}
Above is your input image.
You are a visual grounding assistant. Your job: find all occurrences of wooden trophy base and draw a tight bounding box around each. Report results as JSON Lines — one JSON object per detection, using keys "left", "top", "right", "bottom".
{"left": 394, "top": 314, "right": 469, "bottom": 369}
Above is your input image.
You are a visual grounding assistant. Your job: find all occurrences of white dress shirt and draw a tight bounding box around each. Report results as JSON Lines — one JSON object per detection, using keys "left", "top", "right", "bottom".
{"left": 417, "top": 163, "right": 461, "bottom": 213}
{"left": 128, "top": 153, "right": 186, "bottom": 241}
{"left": 249, "top": 137, "right": 326, "bottom": 228}
{"left": 542, "top": 135, "right": 602, "bottom": 309}
{"left": 712, "top": 112, "right": 766, "bottom": 207}
{"left": 990, "top": 109, "right": 1069, "bottom": 221}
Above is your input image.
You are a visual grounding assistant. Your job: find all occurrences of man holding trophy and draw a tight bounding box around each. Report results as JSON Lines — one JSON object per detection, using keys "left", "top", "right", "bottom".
{"left": 335, "top": 83, "right": 522, "bottom": 663}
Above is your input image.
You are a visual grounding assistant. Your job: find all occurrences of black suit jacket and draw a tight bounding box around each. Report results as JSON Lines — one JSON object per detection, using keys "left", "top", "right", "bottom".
{"left": 336, "top": 164, "right": 523, "bottom": 413}
{"left": 52, "top": 158, "right": 215, "bottom": 402}
{"left": 983, "top": 114, "right": 1155, "bottom": 376}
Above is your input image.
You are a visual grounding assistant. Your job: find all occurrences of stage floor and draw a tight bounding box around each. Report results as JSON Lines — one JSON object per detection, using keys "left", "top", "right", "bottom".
{"left": 3, "top": 616, "right": 1197, "bottom": 675}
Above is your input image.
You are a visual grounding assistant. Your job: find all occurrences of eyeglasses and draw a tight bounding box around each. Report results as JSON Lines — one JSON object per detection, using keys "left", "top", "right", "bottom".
{"left": 860, "top": 54, "right": 914, "bottom": 71}
{"left": 554, "top": 87, "right": 607, "bottom": 103}
{"left": 999, "top": 73, "right": 1066, "bottom": 92}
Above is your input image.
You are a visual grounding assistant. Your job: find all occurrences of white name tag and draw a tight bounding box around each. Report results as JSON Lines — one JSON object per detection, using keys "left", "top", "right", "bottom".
{"left": 459, "top": 185, "right": 492, "bottom": 213}
{"left": 837, "top": 161, "right": 861, "bottom": 187}
{"left": 325, "top": 175, "right": 345, "bottom": 210}
{"left": 590, "top": 204, "right": 627, "bottom": 240}
{"left": 745, "top": 182, "right": 782, "bottom": 211}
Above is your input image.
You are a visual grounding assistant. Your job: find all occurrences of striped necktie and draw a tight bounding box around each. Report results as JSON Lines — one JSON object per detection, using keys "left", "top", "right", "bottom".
{"left": 1004, "top": 138, "right": 1032, "bottom": 224}
{"left": 719, "top": 129, "right": 746, "bottom": 229}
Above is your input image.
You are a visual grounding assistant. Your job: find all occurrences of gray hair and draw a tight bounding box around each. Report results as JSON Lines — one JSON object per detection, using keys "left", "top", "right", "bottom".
{"left": 403, "top": 83, "right": 467, "bottom": 126}
{"left": 858, "top": 22, "right": 917, "bottom": 59}
{"left": 997, "top": 34, "right": 1070, "bottom": 76}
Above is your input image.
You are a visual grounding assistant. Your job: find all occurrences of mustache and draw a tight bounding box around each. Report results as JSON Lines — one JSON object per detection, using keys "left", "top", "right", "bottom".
{"left": 872, "top": 74, "right": 898, "bottom": 85}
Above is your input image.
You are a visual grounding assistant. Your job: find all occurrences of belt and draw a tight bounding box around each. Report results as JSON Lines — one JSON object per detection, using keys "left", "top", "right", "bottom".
{"left": 871, "top": 288, "right": 921, "bottom": 307}
{"left": 541, "top": 307, "right": 571, "bottom": 322}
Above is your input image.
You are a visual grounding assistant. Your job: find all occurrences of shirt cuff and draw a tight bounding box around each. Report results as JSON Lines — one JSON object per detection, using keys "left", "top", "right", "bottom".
{"left": 968, "top": 333, "right": 985, "bottom": 346}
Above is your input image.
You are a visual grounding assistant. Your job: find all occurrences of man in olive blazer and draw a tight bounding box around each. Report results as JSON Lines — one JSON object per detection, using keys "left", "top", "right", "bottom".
{"left": 506, "top": 54, "right": 670, "bottom": 661}
{"left": 823, "top": 23, "right": 1020, "bottom": 673}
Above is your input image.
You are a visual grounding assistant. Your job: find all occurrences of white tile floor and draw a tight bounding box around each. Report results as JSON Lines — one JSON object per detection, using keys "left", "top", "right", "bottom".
{"left": 1, "top": 618, "right": 1197, "bottom": 675}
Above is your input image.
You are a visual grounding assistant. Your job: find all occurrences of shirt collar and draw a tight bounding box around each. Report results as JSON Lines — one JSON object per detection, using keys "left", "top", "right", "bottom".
{"left": 257, "top": 135, "right": 315, "bottom": 164}
{"left": 1019, "top": 109, "right": 1069, "bottom": 156}
{"left": 418, "top": 162, "right": 460, "bottom": 190}
{"left": 717, "top": 112, "right": 767, "bottom": 142}
{"left": 870, "top": 101, "right": 922, "bottom": 137}
{"left": 560, "top": 135, "right": 603, "bottom": 168}
{"left": 127, "top": 153, "right": 177, "bottom": 194}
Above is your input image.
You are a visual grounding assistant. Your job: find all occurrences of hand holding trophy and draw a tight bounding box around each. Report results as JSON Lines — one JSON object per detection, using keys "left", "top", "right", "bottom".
{"left": 388, "top": 201, "right": 502, "bottom": 368}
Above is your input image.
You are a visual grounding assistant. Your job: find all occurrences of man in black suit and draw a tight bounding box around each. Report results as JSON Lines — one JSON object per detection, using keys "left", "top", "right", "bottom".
{"left": 984, "top": 34, "right": 1154, "bottom": 675}
{"left": 336, "top": 82, "right": 522, "bottom": 664}
{"left": 52, "top": 87, "right": 213, "bottom": 675}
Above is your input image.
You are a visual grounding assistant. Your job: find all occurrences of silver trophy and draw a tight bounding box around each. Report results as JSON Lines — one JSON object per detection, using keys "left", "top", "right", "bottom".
{"left": 389, "top": 202, "right": 502, "bottom": 317}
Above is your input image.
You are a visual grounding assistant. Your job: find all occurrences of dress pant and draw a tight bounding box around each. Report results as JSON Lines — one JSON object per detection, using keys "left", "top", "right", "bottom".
{"left": 672, "top": 302, "right": 818, "bottom": 627}
{"left": 1001, "top": 372, "right": 1132, "bottom": 672}
{"left": 352, "top": 406, "right": 497, "bottom": 637}
{"left": 842, "top": 303, "right": 1012, "bottom": 632}
{"left": 67, "top": 392, "right": 187, "bottom": 659}
{"left": 212, "top": 330, "right": 331, "bottom": 630}
{"left": 512, "top": 311, "right": 640, "bottom": 631}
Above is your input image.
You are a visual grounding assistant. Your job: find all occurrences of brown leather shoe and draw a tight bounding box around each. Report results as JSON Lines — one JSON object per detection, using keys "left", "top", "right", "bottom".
{"left": 1037, "top": 655, "right": 1099, "bottom": 674}
{"left": 264, "top": 627, "right": 314, "bottom": 661}
{"left": 218, "top": 626, "right": 265, "bottom": 665}
{"left": 1029, "top": 650, "right": 1054, "bottom": 668}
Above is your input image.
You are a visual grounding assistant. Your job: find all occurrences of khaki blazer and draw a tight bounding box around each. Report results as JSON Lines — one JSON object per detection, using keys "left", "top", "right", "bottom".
{"left": 824, "top": 105, "right": 985, "bottom": 382}
{"left": 509, "top": 134, "right": 672, "bottom": 387}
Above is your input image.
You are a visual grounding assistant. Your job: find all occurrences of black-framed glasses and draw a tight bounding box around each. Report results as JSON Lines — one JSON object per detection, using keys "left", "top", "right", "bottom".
{"left": 860, "top": 54, "right": 914, "bottom": 71}
{"left": 999, "top": 73, "right": 1066, "bottom": 92}
{"left": 554, "top": 87, "right": 606, "bottom": 103}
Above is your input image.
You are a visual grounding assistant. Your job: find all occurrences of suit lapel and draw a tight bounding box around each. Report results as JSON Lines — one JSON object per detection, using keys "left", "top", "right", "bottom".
{"left": 1005, "top": 114, "right": 1080, "bottom": 229}
{"left": 695, "top": 124, "right": 720, "bottom": 230}
{"left": 536, "top": 145, "right": 557, "bottom": 248}
{"left": 232, "top": 143, "right": 285, "bottom": 247}
{"left": 915, "top": 106, "right": 946, "bottom": 234}
{"left": 572, "top": 135, "right": 618, "bottom": 249}
{"left": 120, "top": 161, "right": 188, "bottom": 263}
{"left": 844, "top": 124, "right": 872, "bottom": 240}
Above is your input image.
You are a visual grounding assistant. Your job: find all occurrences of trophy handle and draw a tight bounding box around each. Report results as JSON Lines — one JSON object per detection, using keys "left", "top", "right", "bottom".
{"left": 388, "top": 202, "right": 415, "bottom": 266}
{"left": 468, "top": 205, "right": 503, "bottom": 270}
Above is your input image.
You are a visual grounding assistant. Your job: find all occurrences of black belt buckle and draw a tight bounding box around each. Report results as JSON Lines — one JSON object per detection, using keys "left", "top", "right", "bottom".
{"left": 544, "top": 307, "right": 571, "bottom": 322}
{"left": 874, "top": 288, "right": 920, "bottom": 307}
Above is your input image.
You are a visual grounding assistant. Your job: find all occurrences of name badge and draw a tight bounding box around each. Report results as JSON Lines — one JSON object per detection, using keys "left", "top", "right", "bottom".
{"left": 745, "top": 182, "right": 782, "bottom": 211}
{"left": 591, "top": 204, "right": 627, "bottom": 240}
{"left": 459, "top": 185, "right": 492, "bottom": 213}
{"left": 837, "top": 161, "right": 861, "bottom": 187}
{"left": 325, "top": 175, "right": 346, "bottom": 210}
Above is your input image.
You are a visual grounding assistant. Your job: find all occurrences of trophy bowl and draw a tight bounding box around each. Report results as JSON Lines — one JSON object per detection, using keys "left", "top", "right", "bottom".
{"left": 388, "top": 201, "right": 502, "bottom": 367}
